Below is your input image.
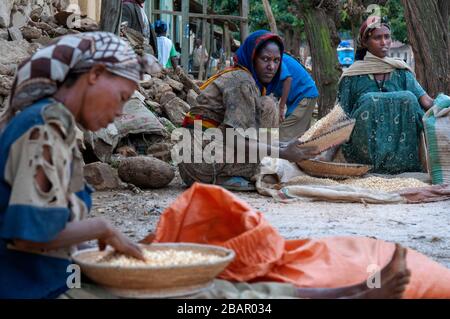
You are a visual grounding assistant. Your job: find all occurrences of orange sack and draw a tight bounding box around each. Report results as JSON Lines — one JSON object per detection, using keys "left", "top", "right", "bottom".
{"left": 151, "top": 183, "right": 450, "bottom": 298}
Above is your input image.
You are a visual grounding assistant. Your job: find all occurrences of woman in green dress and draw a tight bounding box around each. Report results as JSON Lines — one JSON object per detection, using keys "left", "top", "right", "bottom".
{"left": 338, "top": 16, "right": 434, "bottom": 174}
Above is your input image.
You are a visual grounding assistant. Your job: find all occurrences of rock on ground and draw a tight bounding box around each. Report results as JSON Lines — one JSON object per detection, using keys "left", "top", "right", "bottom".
{"left": 118, "top": 156, "right": 175, "bottom": 189}
{"left": 162, "top": 97, "right": 190, "bottom": 126}
{"left": 0, "top": 0, "right": 16, "bottom": 28}
{"left": 115, "top": 145, "right": 138, "bottom": 158}
{"left": 0, "top": 38, "right": 33, "bottom": 65}
{"left": 20, "top": 25, "right": 42, "bottom": 41}
{"left": 0, "top": 63, "right": 15, "bottom": 76}
{"left": 0, "top": 0, "right": 54, "bottom": 28}
{"left": 84, "top": 162, "right": 120, "bottom": 191}
{"left": 7, "top": 26, "right": 22, "bottom": 41}
{"left": 149, "top": 78, "right": 173, "bottom": 103}
{"left": 0, "top": 28, "right": 9, "bottom": 40}
{"left": 145, "top": 100, "right": 163, "bottom": 116}
{"left": 186, "top": 89, "right": 198, "bottom": 107}
{"left": 0, "top": 75, "right": 13, "bottom": 95}
{"left": 165, "top": 77, "right": 184, "bottom": 92}
{"left": 146, "top": 142, "right": 173, "bottom": 162}
{"left": 175, "top": 66, "right": 201, "bottom": 94}
{"left": 159, "top": 91, "right": 176, "bottom": 106}
{"left": 140, "top": 77, "right": 153, "bottom": 89}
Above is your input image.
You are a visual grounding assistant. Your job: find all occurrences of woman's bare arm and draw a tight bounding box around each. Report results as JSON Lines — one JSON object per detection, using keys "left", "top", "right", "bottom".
{"left": 419, "top": 94, "right": 434, "bottom": 111}
{"left": 279, "top": 77, "right": 292, "bottom": 122}
{"left": 13, "top": 218, "right": 110, "bottom": 251}
{"left": 14, "top": 218, "right": 144, "bottom": 260}
{"left": 232, "top": 132, "right": 318, "bottom": 162}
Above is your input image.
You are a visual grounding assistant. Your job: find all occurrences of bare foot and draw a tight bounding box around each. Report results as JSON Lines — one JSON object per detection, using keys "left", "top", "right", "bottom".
{"left": 295, "top": 243, "right": 411, "bottom": 299}
{"left": 348, "top": 244, "right": 411, "bottom": 299}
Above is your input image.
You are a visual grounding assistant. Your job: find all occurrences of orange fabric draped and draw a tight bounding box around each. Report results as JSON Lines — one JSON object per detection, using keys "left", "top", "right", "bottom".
{"left": 149, "top": 183, "right": 450, "bottom": 299}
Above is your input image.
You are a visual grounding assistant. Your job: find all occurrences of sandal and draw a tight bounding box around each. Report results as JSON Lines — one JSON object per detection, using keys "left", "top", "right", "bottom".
{"left": 219, "top": 176, "right": 256, "bottom": 192}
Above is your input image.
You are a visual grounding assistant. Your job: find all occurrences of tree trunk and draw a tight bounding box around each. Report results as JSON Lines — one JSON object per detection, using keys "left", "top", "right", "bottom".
{"left": 401, "top": 0, "right": 450, "bottom": 96}
{"left": 240, "top": 0, "right": 249, "bottom": 41}
{"left": 100, "top": 0, "right": 122, "bottom": 34}
{"left": 438, "top": 0, "right": 449, "bottom": 27}
{"left": 283, "top": 27, "right": 301, "bottom": 57}
{"left": 291, "top": 30, "right": 301, "bottom": 57}
{"left": 262, "top": 0, "right": 278, "bottom": 34}
{"left": 298, "top": 5, "right": 341, "bottom": 117}
{"left": 281, "top": 25, "right": 293, "bottom": 53}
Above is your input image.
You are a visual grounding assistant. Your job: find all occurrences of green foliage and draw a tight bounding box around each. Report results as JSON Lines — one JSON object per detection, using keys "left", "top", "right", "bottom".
{"left": 210, "top": 0, "right": 302, "bottom": 40}
{"left": 382, "top": 0, "right": 408, "bottom": 43}
{"left": 211, "top": 0, "right": 407, "bottom": 43}
{"left": 248, "top": 0, "right": 298, "bottom": 31}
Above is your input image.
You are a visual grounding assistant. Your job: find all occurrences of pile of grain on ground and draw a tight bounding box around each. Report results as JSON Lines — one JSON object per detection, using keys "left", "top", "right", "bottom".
{"left": 96, "top": 249, "right": 222, "bottom": 267}
{"left": 287, "top": 175, "right": 429, "bottom": 193}
{"left": 299, "top": 105, "right": 347, "bottom": 142}
{"left": 343, "top": 177, "right": 429, "bottom": 192}
{"left": 285, "top": 175, "right": 341, "bottom": 187}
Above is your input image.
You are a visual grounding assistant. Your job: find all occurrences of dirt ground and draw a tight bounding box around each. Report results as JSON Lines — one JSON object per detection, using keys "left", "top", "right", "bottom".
{"left": 91, "top": 172, "right": 450, "bottom": 268}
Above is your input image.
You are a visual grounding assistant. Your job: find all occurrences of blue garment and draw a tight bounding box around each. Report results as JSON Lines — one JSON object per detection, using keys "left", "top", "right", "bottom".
{"left": 274, "top": 54, "right": 319, "bottom": 117}
{"left": 0, "top": 99, "right": 91, "bottom": 299}
{"left": 235, "top": 30, "right": 284, "bottom": 95}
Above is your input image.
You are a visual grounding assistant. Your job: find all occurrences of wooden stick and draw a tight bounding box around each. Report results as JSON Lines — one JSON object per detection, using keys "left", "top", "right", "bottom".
{"left": 262, "top": 0, "right": 278, "bottom": 34}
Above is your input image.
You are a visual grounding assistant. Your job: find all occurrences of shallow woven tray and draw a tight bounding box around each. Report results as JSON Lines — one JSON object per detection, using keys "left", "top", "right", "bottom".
{"left": 298, "top": 119, "right": 356, "bottom": 154}
{"left": 297, "top": 159, "right": 372, "bottom": 179}
{"left": 72, "top": 243, "right": 235, "bottom": 298}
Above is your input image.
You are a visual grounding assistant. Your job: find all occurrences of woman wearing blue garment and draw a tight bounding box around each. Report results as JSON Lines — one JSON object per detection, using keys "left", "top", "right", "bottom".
{"left": 179, "top": 30, "right": 318, "bottom": 191}
{"left": 0, "top": 32, "right": 145, "bottom": 299}
{"left": 274, "top": 54, "right": 319, "bottom": 142}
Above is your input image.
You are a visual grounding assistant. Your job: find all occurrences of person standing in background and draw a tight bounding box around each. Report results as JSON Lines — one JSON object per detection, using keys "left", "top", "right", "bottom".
{"left": 121, "top": 0, "right": 158, "bottom": 57}
{"left": 154, "top": 20, "right": 179, "bottom": 69}
{"left": 192, "top": 38, "right": 209, "bottom": 72}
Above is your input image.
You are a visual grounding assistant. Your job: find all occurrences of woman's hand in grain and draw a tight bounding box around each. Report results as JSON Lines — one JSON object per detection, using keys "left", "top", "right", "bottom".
{"left": 98, "top": 222, "right": 145, "bottom": 261}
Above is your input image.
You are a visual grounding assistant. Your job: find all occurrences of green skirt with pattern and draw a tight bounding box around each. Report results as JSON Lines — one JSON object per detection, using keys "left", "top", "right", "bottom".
{"left": 342, "top": 91, "right": 425, "bottom": 174}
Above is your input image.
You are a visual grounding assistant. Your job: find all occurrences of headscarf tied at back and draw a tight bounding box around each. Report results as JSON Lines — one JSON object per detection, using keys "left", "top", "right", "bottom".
{"left": 1, "top": 32, "right": 145, "bottom": 129}
{"left": 358, "top": 16, "right": 391, "bottom": 43}
{"left": 342, "top": 16, "right": 413, "bottom": 81}
{"left": 355, "top": 16, "right": 391, "bottom": 61}
{"left": 234, "top": 30, "right": 284, "bottom": 95}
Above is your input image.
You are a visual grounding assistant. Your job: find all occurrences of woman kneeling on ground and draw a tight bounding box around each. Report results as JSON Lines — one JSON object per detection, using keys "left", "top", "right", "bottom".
{"left": 333, "top": 16, "right": 434, "bottom": 174}
{"left": 178, "top": 30, "right": 317, "bottom": 191}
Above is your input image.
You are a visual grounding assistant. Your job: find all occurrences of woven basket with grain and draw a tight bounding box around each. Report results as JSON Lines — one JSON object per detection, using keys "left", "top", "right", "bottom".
{"left": 299, "top": 104, "right": 349, "bottom": 142}
{"left": 297, "top": 159, "right": 372, "bottom": 179}
{"left": 298, "top": 120, "right": 355, "bottom": 154}
{"left": 72, "top": 243, "right": 235, "bottom": 298}
{"left": 298, "top": 104, "right": 355, "bottom": 153}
